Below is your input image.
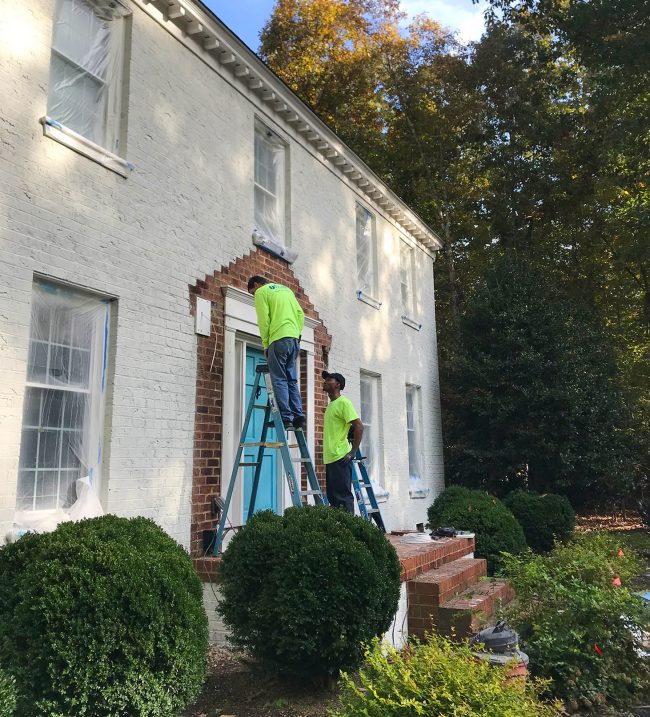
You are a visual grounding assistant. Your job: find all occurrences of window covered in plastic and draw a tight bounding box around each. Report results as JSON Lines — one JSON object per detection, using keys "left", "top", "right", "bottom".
{"left": 360, "top": 373, "right": 382, "bottom": 483}
{"left": 17, "top": 281, "right": 110, "bottom": 512}
{"left": 254, "top": 122, "right": 287, "bottom": 246}
{"left": 406, "top": 385, "right": 421, "bottom": 480}
{"left": 47, "top": 0, "right": 130, "bottom": 153}
{"left": 356, "top": 204, "right": 376, "bottom": 297}
{"left": 400, "top": 240, "right": 415, "bottom": 317}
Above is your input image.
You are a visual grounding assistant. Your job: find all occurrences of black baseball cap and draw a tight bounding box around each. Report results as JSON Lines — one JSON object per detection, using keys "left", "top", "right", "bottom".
{"left": 322, "top": 370, "right": 346, "bottom": 390}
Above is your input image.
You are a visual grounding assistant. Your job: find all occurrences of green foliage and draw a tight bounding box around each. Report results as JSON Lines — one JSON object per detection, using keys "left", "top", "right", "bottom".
{"left": 444, "top": 256, "right": 637, "bottom": 504}
{"left": 638, "top": 497, "right": 650, "bottom": 532}
{"left": 502, "top": 533, "right": 650, "bottom": 708}
{"left": 0, "top": 516, "right": 208, "bottom": 717}
{"left": 332, "top": 635, "right": 562, "bottom": 717}
{"left": 504, "top": 490, "right": 575, "bottom": 552}
{"left": 0, "top": 669, "right": 16, "bottom": 717}
{"left": 427, "top": 486, "right": 527, "bottom": 573}
{"left": 218, "top": 506, "right": 401, "bottom": 679}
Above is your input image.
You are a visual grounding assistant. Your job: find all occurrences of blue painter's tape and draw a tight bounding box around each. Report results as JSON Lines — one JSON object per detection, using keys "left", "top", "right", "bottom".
{"left": 47, "top": 117, "right": 63, "bottom": 130}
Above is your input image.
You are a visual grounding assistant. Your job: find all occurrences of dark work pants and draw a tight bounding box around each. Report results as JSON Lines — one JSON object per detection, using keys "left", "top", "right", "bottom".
{"left": 326, "top": 458, "right": 354, "bottom": 513}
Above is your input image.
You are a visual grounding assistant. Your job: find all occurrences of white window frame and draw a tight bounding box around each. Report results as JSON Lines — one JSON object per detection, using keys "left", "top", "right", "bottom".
{"left": 254, "top": 120, "right": 288, "bottom": 248}
{"left": 17, "top": 280, "right": 111, "bottom": 513}
{"left": 400, "top": 240, "right": 416, "bottom": 320}
{"left": 355, "top": 204, "right": 379, "bottom": 307}
{"left": 406, "top": 384, "right": 428, "bottom": 499}
{"left": 42, "top": 0, "right": 132, "bottom": 176}
{"left": 359, "top": 371, "right": 385, "bottom": 494}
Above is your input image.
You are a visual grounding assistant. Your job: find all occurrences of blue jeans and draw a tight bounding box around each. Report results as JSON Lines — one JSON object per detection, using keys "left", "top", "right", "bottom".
{"left": 267, "top": 337, "right": 303, "bottom": 423}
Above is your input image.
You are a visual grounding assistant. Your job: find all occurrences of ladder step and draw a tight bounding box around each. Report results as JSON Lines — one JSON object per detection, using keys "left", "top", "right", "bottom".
{"left": 240, "top": 441, "right": 286, "bottom": 448}
{"left": 253, "top": 404, "right": 268, "bottom": 410}
{"left": 239, "top": 462, "right": 261, "bottom": 467}
{"left": 300, "top": 490, "right": 324, "bottom": 496}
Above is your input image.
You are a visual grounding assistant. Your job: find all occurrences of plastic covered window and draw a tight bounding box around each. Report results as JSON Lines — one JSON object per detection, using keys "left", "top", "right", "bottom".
{"left": 400, "top": 241, "right": 415, "bottom": 317}
{"left": 360, "top": 373, "right": 381, "bottom": 482}
{"left": 254, "top": 123, "right": 287, "bottom": 246}
{"left": 356, "top": 204, "right": 376, "bottom": 297}
{"left": 47, "top": 0, "right": 129, "bottom": 153}
{"left": 17, "top": 281, "right": 110, "bottom": 512}
{"left": 406, "top": 385, "right": 420, "bottom": 480}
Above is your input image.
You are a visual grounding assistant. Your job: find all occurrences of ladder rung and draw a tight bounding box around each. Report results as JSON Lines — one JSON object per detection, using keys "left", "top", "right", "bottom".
{"left": 253, "top": 404, "right": 268, "bottom": 410}
{"left": 240, "top": 441, "right": 286, "bottom": 448}
{"left": 366, "top": 508, "right": 379, "bottom": 514}
{"left": 300, "top": 490, "right": 323, "bottom": 496}
{"left": 239, "top": 462, "right": 261, "bottom": 467}
{"left": 298, "top": 458, "right": 313, "bottom": 463}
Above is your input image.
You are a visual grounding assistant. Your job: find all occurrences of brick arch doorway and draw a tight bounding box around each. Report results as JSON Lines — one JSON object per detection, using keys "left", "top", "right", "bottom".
{"left": 189, "top": 249, "right": 331, "bottom": 560}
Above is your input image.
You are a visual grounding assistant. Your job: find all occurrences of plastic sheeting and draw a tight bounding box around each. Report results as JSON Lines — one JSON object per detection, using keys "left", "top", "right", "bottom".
{"left": 356, "top": 204, "right": 375, "bottom": 296}
{"left": 17, "top": 281, "right": 110, "bottom": 513}
{"left": 254, "top": 125, "right": 287, "bottom": 250}
{"left": 47, "top": 0, "right": 128, "bottom": 150}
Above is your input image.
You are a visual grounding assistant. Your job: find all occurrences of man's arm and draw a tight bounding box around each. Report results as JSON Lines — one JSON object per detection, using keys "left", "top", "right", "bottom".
{"left": 254, "top": 289, "right": 271, "bottom": 350}
{"left": 341, "top": 418, "right": 364, "bottom": 465}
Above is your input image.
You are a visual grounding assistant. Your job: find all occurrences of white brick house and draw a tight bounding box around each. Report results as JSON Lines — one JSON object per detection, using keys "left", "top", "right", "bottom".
{"left": 0, "top": 0, "right": 444, "bottom": 557}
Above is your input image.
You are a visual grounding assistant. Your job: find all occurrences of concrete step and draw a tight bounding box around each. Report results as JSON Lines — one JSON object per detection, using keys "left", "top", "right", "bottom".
{"left": 407, "top": 557, "right": 487, "bottom": 609}
{"left": 437, "top": 579, "right": 515, "bottom": 640}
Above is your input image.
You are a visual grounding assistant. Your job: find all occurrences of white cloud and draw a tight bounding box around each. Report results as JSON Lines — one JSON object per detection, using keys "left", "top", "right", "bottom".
{"left": 399, "top": 0, "right": 488, "bottom": 43}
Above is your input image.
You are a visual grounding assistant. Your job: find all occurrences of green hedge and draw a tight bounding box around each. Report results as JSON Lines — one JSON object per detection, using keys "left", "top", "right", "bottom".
{"left": 218, "top": 506, "right": 401, "bottom": 679}
{"left": 427, "top": 486, "right": 527, "bottom": 573}
{"left": 0, "top": 669, "right": 16, "bottom": 717}
{"left": 0, "top": 516, "right": 208, "bottom": 717}
{"left": 333, "top": 635, "right": 561, "bottom": 717}
{"left": 504, "top": 490, "right": 575, "bottom": 552}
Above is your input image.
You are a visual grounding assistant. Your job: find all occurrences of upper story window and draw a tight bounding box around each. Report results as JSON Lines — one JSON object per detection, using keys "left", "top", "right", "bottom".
{"left": 47, "top": 0, "right": 130, "bottom": 154}
{"left": 17, "top": 281, "right": 111, "bottom": 513}
{"left": 400, "top": 240, "right": 416, "bottom": 319}
{"left": 355, "top": 204, "right": 378, "bottom": 302}
{"left": 254, "top": 121, "right": 288, "bottom": 247}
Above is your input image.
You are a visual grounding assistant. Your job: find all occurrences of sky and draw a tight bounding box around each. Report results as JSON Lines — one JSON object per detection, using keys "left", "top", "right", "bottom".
{"left": 204, "top": 0, "right": 489, "bottom": 52}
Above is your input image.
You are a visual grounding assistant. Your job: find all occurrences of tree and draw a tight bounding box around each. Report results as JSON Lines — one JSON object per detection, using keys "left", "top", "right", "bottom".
{"left": 445, "top": 254, "right": 636, "bottom": 503}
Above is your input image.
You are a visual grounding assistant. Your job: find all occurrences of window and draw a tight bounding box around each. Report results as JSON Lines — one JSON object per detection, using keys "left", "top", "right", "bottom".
{"left": 16, "top": 281, "right": 111, "bottom": 512}
{"left": 254, "top": 121, "right": 287, "bottom": 246}
{"left": 400, "top": 240, "right": 415, "bottom": 318}
{"left": 359, "top": 372, "right": 383, "bottom": 485}
{"left": 47, "top": 0, "right": 130, "bottom": 153}
{"left": 406, "top": 384, "right": 428, "bottom": 498}
{"left": 356, "top": 204, "right": 377, "bottom": 300}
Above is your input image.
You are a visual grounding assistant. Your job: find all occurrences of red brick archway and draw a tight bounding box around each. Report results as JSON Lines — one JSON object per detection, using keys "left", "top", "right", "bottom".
{"left": 189, "top": 249, "right": 331, "bottom": 560}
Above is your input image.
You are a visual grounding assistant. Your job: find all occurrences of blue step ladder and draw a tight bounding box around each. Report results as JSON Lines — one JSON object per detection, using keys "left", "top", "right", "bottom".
{"left": 351, "top": 450, "right": 387, "bottom": 532}
{"left": 212, "top": 364, "right": 327, "bottom": 555}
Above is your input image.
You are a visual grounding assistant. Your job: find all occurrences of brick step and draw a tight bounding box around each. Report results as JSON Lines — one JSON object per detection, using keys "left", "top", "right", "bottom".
{"left": 389, "top": 534, "right": 476, "bottom": 582}
{"left": 407, "top": 558, "right": 487, "bottom": 609}
{"left": 437, "top": 579, "right": 515, "bottom": 640}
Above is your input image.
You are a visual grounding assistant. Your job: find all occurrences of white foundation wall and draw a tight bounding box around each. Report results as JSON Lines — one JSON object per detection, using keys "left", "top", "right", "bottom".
{"left": 0, "top": 0, "right": 444, "bottom": 543}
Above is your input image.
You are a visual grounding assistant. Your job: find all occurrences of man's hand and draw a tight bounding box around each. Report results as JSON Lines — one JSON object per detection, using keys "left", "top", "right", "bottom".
{"left": 340, "top": 451, "right": 355, "bottom": 466}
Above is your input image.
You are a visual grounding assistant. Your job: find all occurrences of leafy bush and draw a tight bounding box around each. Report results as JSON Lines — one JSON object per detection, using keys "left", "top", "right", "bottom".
{"left": 218, "top": 506, "right": 401, "bottom": 679}
{"left": 0, "top": 516, "right": 208, "bottom": 717}
{"left": 332, "top": 635, "right": 561, "bottom": 717}
{"left": 0, "top": 669, "right": 16, "bottom": 717}
{"left": 427, "top": 486, "right": 527, "bottom": 572}
{"left": 504, "top": 490, "right": 575, "bottom": 552}
{"left": 502, "top": 533, "right": 650, "bottom": 709}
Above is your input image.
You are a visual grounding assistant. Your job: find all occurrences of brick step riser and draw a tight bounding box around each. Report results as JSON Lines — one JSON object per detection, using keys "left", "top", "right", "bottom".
{"left": 393, "top": 536, "right": 476, "bottom": 582}
{"left": 407, "top": 558, "right": 487, "bottom": 608}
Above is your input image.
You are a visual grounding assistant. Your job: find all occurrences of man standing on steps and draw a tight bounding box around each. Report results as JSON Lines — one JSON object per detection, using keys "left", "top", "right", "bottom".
{"left": 322, "top": 371, "right": 364, "bottom": 513}
{"left": 247, "top": 275, "right": 305, "bottom": 430}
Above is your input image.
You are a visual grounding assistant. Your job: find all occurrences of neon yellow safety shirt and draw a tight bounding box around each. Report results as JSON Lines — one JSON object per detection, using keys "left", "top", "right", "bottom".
{"left": 254, "top": 283, "right": 305, "bottom": 350}
{"left": 323, "top": 395, "right": 359, "bottom": 464}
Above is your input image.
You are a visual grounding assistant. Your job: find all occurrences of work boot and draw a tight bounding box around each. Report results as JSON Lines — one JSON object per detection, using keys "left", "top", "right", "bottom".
{"left": 293, "top": 416, "right": 305, "bottom": 430}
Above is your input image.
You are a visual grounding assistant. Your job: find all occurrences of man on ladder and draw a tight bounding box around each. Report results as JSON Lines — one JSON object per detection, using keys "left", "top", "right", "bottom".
{"left": 322, "top": 370, "right": 364, "bottom": 513}
{"left": 247, "top": 276, "right": 305, "bottom": 430}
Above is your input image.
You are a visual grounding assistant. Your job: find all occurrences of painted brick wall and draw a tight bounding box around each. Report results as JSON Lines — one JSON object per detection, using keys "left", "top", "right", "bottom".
{"left": 0, "top": 0, "right": 444, "bottom": 544}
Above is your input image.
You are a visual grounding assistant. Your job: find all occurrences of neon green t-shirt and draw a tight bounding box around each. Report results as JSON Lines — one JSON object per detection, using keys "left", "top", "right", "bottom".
{"left": 254, "top": 283, "right": 305, "bottom": 350}
{"left": 323, "top": 395, "right": 359, "bottom": 465}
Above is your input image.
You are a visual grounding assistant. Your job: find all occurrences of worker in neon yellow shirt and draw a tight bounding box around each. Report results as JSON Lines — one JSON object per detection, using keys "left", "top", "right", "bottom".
{"left": 247, "top": 275, "right": 305, "bottom": 429}
{"left": 322, "top": 370, "right": 364, "bottom": 512}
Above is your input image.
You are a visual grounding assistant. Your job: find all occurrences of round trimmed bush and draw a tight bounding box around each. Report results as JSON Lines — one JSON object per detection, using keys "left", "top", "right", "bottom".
{"left": 0, "top": 668, "right": 16, "bottom": 717}
{"left": 504, "top": 490, "right": 575, "bottom": 552}
{"left": 218, "top": 505, "right": 401, "bottom": 678}
{"left": 427, "top": 486, "right": 527, "bottom": 573}
{"left": 0, "top": 516, "right": 208, "bottom": 717}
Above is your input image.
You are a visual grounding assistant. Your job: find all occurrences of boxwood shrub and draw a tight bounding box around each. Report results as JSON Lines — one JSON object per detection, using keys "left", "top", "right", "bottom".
{"left": 427, "top": 486, "right": 527, "bottom": 573}
{"left": 333, "top": 635, "right": 561, "bottom": 717}
{"left": 0, "top": 516, "right": 208, "bottom": 717}
{"left": 504, "top": 490, "right": 575, "bottom": 552}
{"left": 218, "top": 505, "right": 401, "bottom": 679}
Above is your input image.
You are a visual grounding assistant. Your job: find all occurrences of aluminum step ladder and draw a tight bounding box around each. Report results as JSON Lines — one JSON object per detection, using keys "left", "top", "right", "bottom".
{"left": 351, "top": 449, "right": 387, "bottom": 532}
{"left": 212, "top": 364, "right": 327, "bottom": 555}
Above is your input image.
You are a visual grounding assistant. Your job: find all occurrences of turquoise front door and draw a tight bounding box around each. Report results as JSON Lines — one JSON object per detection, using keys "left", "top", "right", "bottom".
{"left": 243, "top": 346, "right": 278, "bottom": 520}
